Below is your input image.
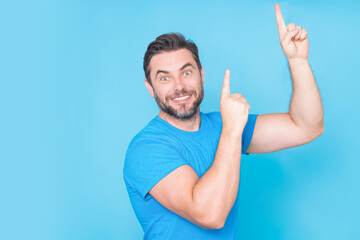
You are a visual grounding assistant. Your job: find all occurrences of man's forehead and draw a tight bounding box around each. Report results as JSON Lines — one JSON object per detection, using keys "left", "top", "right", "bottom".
{"left": 149, "top": 49, "right": 197, "bottom": 73}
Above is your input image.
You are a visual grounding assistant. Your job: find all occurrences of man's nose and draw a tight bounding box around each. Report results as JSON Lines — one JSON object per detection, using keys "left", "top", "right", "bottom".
{"left": 173, "top": 77, "right": 186, "bottom": 90}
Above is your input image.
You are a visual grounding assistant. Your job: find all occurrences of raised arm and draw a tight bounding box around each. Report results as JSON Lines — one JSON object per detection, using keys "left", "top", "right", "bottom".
{"left": 149, "top": 70, "right": 250, "bottom": 229}
{"left": 247, "top": 3, "right": 324, "bottom": 154}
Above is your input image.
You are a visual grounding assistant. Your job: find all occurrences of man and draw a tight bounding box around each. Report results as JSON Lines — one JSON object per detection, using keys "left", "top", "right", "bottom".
{"left": 123, "top": 4, "right": 324, "bottom": 239}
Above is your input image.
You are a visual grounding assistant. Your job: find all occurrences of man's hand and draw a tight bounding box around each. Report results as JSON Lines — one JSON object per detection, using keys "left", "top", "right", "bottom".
{"left": 220, "top": 70, "right": 250, "bottom": 135}
{"left": 275, "top": 3, "right": 309, "bottom": 60}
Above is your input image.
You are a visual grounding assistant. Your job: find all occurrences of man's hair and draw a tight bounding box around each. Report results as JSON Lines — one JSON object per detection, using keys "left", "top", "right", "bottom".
{"left": 143, "top": 33, "right": 202, "bottom": 85}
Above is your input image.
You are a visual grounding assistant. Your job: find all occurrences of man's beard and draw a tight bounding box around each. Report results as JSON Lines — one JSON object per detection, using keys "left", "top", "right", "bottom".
{"left": 154, "top": 85, "right": 204, "bottom": 120}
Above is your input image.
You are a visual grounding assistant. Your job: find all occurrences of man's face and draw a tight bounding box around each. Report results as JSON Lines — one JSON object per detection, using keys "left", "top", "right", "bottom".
{"left": 145, "top": 49, "right": 204, "bottom": 120}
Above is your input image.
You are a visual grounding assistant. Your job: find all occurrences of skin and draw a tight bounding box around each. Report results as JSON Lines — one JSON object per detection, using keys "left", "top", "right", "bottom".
{"left": 144, "top": 3, "right": 324, "bottom": 229}
{"left": 145, "top": 48, "right": 205, "bottom": 132}
{"left": 247, "top": 4, "right": 324, "bottom": 154}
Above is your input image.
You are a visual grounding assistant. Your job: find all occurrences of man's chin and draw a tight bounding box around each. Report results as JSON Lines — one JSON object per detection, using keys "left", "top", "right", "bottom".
{"left": 175, "top": 107, "right": 200, "bottom": 119}
{"left": 155, "top": 93, "right": 203, "bottom": 120}
{"left": 162, "top": 106, "right": 198, "bottom": 120}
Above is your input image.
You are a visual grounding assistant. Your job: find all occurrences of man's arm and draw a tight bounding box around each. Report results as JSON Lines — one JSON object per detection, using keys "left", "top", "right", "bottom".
{"left": 247, "top": 4, "right": 324, "bottom": 154}
{"left": 288, "top": 59, "right": 324, "bottom": 133}
{"left": 149, "top": 131, "right": 241, "bottom": 229}
{"left": 150, "top": 70, "right": 250, "bottom": 229}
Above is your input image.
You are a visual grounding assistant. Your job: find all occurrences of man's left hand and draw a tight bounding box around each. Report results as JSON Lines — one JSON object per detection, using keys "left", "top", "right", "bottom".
{"left": 275, "top": 3, "right": 309, "bottom": 60}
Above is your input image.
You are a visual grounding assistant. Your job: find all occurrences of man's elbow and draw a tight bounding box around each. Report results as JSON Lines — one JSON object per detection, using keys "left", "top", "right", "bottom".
{"left": 315, "top": 122, "right": 325, "bottom": 137}
{"left": 198, "top": 213, "right": 226, "bottom": 230}
{"left": 205, "top": 217, "right": 225, "bottom": 230}
{"left": 308, "top": 125, "right": 324, "bottom": 141}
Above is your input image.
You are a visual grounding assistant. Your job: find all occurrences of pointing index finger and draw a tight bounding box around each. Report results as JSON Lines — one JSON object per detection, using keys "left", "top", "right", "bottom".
{"left": 275, "top": 3, "right": 286, "bottom": 36}
{"left": 221, "top": 69, "right": 230, "bottom": 98}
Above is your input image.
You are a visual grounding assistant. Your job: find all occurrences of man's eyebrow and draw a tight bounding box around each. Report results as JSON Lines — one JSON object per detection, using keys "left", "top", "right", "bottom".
{"left": 155, "top": 70, "right": 169, "bottom": 79}
{"left": 155, "top": 63, "right": 195, "bottom": 79}
{"left": 179, "top": 62, "right": 195, "bottom": 71}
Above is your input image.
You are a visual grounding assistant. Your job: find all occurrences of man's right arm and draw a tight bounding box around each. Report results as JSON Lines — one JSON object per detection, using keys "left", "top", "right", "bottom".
{"left": 149, "top": 70, "right": 251, "bottom": 229}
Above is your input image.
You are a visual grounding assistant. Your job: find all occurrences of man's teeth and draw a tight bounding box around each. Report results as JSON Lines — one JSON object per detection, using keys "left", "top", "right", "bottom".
{"left": 173, "top": 95, "right": 189, "bottom": 100}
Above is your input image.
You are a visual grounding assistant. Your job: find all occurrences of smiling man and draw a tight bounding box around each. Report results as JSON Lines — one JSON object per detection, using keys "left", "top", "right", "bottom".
{"left": 123, "top": 4, "right": 324, "bottom": 240}
{"left": 148, "top": 49, "right": 205, "bottom": 122}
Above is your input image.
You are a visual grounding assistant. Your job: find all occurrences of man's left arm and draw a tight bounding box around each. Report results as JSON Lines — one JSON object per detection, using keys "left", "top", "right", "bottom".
{"left": 247, "top": 4, "right": 324, "bottom": 154}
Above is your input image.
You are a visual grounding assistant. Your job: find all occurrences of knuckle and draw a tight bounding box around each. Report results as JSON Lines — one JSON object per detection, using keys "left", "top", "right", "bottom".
{"left": 287, "top": 23, "right": 295, "bottom": 30}
{"left": 232, "top": 93, "right": 243, "bottom": 98}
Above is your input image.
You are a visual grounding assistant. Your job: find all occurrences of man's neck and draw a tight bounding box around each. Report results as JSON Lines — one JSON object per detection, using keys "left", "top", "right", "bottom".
{"left": 158, "top": 110, "right": 201, "bottom": 132}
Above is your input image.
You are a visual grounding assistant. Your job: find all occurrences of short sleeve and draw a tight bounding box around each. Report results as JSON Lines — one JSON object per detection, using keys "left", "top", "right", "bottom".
{"left": 123, "top": 137, "right": 188, "bottom": 199}
{"left": 242, "top": 114, "right": 258, "bottom": 155}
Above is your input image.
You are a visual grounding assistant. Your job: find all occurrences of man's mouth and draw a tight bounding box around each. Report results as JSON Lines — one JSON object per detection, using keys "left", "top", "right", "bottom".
{"left": 172, "top": 95, "right": 191, "bottom": 101}
{"left": 170, "top": 94, "right": 192, "bottom": 103}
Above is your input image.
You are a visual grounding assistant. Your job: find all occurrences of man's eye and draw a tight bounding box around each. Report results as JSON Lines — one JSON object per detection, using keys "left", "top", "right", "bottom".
{"left": 184, "top": 71, "right": 191, "bottom": 76}
{"left": 160, "top": 76, "right": 169, "bottom": 81}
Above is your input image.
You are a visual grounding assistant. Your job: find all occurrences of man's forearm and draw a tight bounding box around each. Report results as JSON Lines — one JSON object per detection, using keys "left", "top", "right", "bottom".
{"left": 192, "top": 129, "right": 242, "bottom": 228}
{"left": 288, "top": 59, "right": 324, "bottom": 134}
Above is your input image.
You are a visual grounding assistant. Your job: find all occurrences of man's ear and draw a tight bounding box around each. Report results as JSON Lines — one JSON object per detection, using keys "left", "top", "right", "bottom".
{"left": 145, "top": 78, "right": 155, "bottom": 98}
{"left": 201, "top": 67, "right": 205, "bottom": 85}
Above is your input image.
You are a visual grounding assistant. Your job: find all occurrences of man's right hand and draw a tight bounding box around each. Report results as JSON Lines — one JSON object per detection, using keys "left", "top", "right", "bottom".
{"left": 220, "top": 70, "right": 250, "bottom": 135}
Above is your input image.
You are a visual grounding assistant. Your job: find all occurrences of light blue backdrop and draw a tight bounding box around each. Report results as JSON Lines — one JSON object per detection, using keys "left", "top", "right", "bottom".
{"left": 1, "top": 0, "right": 359, "bottom": 239}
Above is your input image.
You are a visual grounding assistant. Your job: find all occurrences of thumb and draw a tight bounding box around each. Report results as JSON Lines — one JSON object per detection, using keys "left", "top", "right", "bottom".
{"left": 282, "top": 27, "right": 299, "bottom": 46}
{"left": 221, "top": 69, "right": 230, "bottom": 98}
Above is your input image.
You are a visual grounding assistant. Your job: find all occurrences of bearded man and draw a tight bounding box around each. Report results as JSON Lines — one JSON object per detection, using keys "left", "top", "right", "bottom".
{"left": 123, "top": 4, "right": 324, "bottom": 239}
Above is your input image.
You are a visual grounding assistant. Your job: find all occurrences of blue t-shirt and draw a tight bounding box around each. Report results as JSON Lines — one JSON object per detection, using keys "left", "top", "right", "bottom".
{"left": 123, "top": 112, "right": 258, "bottom": 239}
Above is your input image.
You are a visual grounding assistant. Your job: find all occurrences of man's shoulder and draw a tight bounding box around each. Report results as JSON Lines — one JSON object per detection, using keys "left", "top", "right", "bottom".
{"left": 126, "top": 116, "right": 181, "bottom": 156}
{"left": 123, "top": 116, "right": 185, "bottom": 188}
{"left": 202, "top": 111, "right": 222, "bottom": 127}
{"left": 129, "top": 117, "right": 167, "bottom": 145}
{"left": 203, "top": 111, "right": 221, "bottom": 120}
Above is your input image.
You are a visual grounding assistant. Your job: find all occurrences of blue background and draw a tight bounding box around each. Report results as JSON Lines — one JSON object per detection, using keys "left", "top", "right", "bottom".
{"left": 1, "top": 0, "right": 359, "bottom": 239}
